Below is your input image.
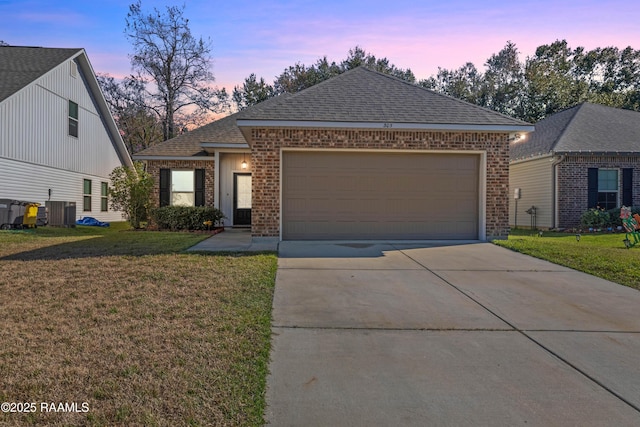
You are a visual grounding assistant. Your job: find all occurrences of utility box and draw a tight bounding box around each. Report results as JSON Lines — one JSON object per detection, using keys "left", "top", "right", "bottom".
{"left": 46, "top": 201, "right": 76, "bottom": 227}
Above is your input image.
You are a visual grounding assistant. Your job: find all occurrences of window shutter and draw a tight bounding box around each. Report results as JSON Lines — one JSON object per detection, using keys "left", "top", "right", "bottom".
{"left": 195, "top": 169, "right": 205, "bottom": 206}
{"left": 587, "top": 168, "right": 598, "bottom": 208}
{"left": 159, "top": 169, "right": 171, "bottom": 207}
{"left": 622, "top": 168, "right": 633, "bottom": 207}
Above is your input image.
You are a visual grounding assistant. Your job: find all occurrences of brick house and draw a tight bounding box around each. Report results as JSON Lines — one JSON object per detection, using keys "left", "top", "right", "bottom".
{"left": 136, "top": 67, "right": 532, "bottom": 242}
{"left": 510, "top": 102, "right": 640, "bottom": 229}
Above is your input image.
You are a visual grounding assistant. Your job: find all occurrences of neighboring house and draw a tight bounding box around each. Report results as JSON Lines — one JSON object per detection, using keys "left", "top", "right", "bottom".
{"left": 510, "top": 102, "right": 640, "bottom": 230}
{"left": 136, "top": 67, "right": 532, "bottom": 241}
{"left": 0, "top": 46, "right": 133, "bottom": 222}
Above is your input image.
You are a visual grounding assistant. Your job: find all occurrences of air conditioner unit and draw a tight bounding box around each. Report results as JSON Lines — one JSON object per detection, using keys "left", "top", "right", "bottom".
{"left": 45, "top": 201, "right": 76, "bottom": 227}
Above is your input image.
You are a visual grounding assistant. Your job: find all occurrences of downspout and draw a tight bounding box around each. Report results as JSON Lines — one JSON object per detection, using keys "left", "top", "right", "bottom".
{"left": 551, "top": 155, "right": 565, "bottom": 229}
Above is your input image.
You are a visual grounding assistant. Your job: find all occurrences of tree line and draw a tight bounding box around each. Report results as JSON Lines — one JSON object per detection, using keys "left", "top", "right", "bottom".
{"left": 95, "top": 2, "right": 640, "bottom": 155}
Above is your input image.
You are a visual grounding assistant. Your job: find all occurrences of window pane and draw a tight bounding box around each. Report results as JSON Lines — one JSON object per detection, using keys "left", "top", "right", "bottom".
{"left": 101, "top": 197, "right": 108, "bottom": 212}
{"left": 84, "top": 179, "right": 91, "bottom": 195}
{"left": 84, "top": 196, "right": 91, "bottom": 211}
{"left": 171, "top": 170, "right": 194, "bottom": 192}
{"left": 172, "top": 192, "right": 194, "bottom": 206}
{"left": 69, "top": 101, "right": 78, "bottom": 119}
{"left": 598, "top": 170, "right": 618, "bottom": 191}
{"left": 69, "top": 118, "right": 78, "bottom": 137}
{"left": 101, "top": 182, "right": 108, "bottom": 196}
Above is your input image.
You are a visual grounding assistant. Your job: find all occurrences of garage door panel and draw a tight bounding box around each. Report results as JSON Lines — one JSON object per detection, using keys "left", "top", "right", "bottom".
{"left": 282, "top": 152, "right": 479, "bottom": 240}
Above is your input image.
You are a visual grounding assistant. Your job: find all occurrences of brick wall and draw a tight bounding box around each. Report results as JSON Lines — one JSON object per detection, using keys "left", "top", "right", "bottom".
{"left": 249, "top": 128, "right": 511, "bottom": 240}
{"left": 557, "top": 155, "right": 640, "bottom": 228}
{"left": 145, "top": 159, "right": 215, "bottom": 208}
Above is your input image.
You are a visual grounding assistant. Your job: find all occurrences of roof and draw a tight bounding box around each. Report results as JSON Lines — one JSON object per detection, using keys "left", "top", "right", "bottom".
{"left": 0, "top": 46, "right": 82, "bottom": 102}
{"left": 0, "top": 45, "right": 132, "bottom": 167}
{"left": 237, "top": 67, "right": 532, "bottom": 130}
{"left": 135, "top": 93, "right": 291, "bottom": 158}
{"left": 135, "top": 112, "right": 246, "bottom": 157}
{"left": 511, "top": 102, "right": 640, "bottom": 161}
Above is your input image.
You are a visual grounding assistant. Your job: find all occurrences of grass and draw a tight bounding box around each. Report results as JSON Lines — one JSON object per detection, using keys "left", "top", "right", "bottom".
{"left": 0, "top": 223, "right": 278, "bottom": 426}
{"left": 495, "top": 229, "right": 640, "bottom": 289}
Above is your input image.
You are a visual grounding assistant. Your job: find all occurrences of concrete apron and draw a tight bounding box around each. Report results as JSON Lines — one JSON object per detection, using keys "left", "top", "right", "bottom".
{"left": 266, "top": 241, "right": 640, "bottom": 426}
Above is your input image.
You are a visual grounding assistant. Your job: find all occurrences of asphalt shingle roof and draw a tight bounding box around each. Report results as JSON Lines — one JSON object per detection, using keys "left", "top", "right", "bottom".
{"left": 135, "top": 112, "right": 246, "bottom": 157}
{"left": 0, "top": 46, "right": 82, "bottom": 102}
{"left": 135, "top": 93, "right": 291, "bottom": 157}
{"left": 511, "top": 102, "right": 640, "bottom": 160}
{"left": 238, "top": 67, "right": 531, "bottom": 127}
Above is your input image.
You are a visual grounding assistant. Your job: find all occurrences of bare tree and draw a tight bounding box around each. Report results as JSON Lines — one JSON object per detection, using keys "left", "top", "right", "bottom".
{"left": 124, "top": 1, "right": 228, "bottom": 140}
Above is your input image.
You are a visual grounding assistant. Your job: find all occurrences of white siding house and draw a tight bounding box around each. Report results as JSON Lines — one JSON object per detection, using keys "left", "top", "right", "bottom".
{"left": 0, "top": 46, "right": 132, "bottom": 222}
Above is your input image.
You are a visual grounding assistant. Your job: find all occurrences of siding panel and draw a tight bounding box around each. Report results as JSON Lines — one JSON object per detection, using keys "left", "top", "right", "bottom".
{"left": 0, "top": 157, "right": 124, "bottom": 222}
{"left": 509, "top": 158, "right": 554, "bottom": 228}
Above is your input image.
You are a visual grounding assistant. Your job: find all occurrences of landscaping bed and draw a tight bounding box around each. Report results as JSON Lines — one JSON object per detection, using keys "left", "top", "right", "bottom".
{"left": 0, "top": 224, "right": 277, "bottom": 426}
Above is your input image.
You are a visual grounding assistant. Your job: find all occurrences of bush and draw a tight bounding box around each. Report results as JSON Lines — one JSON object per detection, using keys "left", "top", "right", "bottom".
{"left": 582, "top": 206, "right": 640, "bottom": 229}
{"left": 580, "top": 208, "right": 611, "bottom": 229}
{"left": 150, "top": 206, "right": 225, "bottom": 231}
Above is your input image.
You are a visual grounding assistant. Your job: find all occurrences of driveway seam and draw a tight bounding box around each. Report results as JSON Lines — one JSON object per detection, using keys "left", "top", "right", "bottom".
{"left": 394, "top": 245, "right": 640, "bottom": 415}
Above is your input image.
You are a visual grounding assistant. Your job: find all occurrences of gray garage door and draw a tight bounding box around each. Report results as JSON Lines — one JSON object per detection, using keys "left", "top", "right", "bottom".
{"left": 282, "top": 151, "right": 479, "bottom": 240}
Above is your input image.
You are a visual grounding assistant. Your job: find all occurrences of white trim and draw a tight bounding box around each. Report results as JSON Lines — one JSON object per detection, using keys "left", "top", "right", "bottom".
{"left": 201, "top": 142, "right": 249, "bottom": 149}
{"left": 237, "top": 119, "right": 534, "bottom": 133}
{"left": 509, "top": 153, "right": 555, "bottom": 165}
{"left": 214, "top": 151, "right": 220, "bottom": 210}
{"left": 278, "top": 147, "right": 487, "bottom": 241}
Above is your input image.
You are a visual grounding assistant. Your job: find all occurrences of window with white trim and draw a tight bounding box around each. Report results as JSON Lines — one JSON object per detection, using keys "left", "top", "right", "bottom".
{"left": 171, "top": 170, "right": 195, "bottom": 206}
{"left": 69, "top": 100, "right": 79, "bottom": 137}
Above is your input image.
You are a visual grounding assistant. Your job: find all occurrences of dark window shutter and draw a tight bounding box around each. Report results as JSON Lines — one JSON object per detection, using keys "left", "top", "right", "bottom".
{"left": 195, "top": 169, "right": 205, "bottom": 206}
{"left": 159, "top": 169, "right": 171, "bottom": 207}
{"left": 587, "top": 168, "right": 598, "bottom": 208}
{"left": 622, "top": 168, "right": 633, "bottom": 207}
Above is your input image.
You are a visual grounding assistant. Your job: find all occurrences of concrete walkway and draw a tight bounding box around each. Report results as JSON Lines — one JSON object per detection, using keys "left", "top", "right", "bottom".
{"left": 266, "top": 241, "right": 640, "bottom": 426}
{"left": 186, "top": 228, "right": 278, "bottom": 252}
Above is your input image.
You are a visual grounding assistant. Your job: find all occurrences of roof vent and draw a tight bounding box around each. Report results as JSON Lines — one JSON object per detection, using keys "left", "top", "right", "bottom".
{"left": 70, "top": 61, "right": 77, "bottom": 78}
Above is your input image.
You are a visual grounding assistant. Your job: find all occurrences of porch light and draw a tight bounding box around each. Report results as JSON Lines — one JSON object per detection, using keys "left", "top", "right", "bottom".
{"left": 241, "top": 153, "right": 248, "bottom": 169}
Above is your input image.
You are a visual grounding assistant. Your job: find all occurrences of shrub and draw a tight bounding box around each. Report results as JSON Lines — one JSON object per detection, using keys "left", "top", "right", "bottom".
{"left": 582, "top": 206, "right": 640, "bottom": 229}
{"left": 580, "top": 208, "right": 611, "bottom": 229}
{"left": 150, "top": 206, "right": 225, "bottom": 231}
{"left": 109, "top": 162, "right": 153, "bottom": 229}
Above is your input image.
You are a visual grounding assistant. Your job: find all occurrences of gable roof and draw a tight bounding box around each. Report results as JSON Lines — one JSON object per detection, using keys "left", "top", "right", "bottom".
{"left": 511, "top": 102, "right": 640, "bottom": 161}
{"left": 0, "top": 45, "right": 132, "bottom": 167}
{"left": 134, "top": 93, "right": 291, "bottom": 158}
{"left": 237, "top": 67, "right": 533, "bottom": 131}
{"left": 0, "top": 46, "right": 82, "bottom": 102}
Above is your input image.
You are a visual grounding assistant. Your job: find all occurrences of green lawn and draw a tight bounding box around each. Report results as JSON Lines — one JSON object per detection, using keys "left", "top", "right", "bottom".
{"left": 495, "top": 229, "right": 640, "bottom": 289}
{"left": 0, "top": 224, "right": 277, "bottom": 426}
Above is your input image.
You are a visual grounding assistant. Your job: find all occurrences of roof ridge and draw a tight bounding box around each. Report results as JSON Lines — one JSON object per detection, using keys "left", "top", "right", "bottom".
{"left": 550, "top": 103, "right": 586, "bottom": 152}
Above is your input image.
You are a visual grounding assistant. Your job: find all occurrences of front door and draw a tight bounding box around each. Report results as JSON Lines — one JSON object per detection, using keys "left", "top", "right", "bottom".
{"left": 233, "top": 173, "right": 252, "bottom": 226}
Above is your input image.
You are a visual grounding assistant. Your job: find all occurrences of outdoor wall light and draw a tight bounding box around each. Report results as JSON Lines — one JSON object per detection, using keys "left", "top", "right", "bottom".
{"left": 241, "top": 153, "right": 248, "bottom": 169}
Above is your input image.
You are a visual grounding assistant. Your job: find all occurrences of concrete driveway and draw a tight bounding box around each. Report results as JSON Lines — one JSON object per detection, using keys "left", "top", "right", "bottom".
{"left": 265, "top": 241, "right": 640, "bottom": 426}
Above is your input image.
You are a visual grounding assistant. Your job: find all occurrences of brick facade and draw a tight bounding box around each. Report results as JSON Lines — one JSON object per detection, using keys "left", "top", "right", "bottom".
{"left": 249, "top": 128, "right": 511, "bottom": 240}
{"left": 145, "top": 159, "right": 215, "bottom": 208}
{"left": 557, "top": 155, "right": 640, "bottom": 228}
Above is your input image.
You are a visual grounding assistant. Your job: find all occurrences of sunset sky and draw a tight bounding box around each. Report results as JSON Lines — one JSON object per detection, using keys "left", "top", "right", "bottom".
{"left": 2, "top": 0, "right": 639, "bottom": 95}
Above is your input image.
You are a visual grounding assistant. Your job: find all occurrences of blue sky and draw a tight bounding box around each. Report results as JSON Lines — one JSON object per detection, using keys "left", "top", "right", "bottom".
{"left": 2, "top": 0, "right": 639, "bottom": 93}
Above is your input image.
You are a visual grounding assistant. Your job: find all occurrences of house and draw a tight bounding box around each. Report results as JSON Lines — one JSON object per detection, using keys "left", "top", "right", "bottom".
{"left": 0, "top": 46, "right": 133, "bottom": 222}
{"left": 510, "top": 102, "right": 640, "bottom": 230}
{"left": 136, "top": 67, "right": 533, "bottom": 241}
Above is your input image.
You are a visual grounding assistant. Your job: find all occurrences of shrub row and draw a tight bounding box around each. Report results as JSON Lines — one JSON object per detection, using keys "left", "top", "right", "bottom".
{"left": 580, "top": 206, "right": 640, "bottom": 229}
{"left": 150, "top": 206, "right": 225, "bottom": 231}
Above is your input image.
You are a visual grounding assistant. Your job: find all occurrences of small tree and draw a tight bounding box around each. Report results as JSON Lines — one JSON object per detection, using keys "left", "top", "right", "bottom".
{"left": 109, "top": 161, "right": 153, "bottom": 228}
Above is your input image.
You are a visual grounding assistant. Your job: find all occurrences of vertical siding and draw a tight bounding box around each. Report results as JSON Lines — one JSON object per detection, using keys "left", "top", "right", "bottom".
{"left": 0, "top": 59, "right": 122, "bottom": 177}
{"left": 0, "top": 157, "right": 125, "bottom": 222}
{"left": 509, "top": 157, "right": 554, "bottom": 228}
{"left": 0, "top": 57, "right": 128, "bottom": 222}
